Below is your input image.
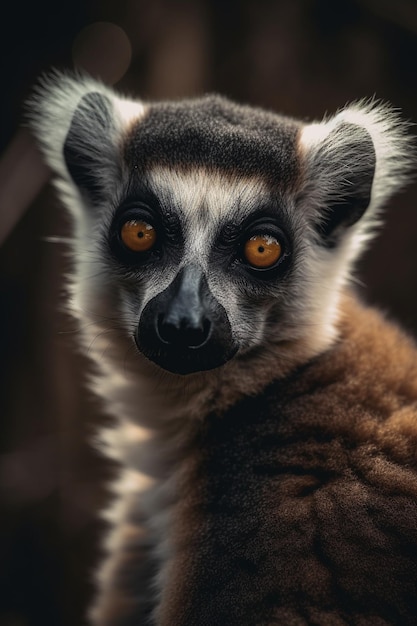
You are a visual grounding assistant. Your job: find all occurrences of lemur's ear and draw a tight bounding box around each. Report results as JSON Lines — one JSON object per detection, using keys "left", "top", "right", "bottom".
{"left": 63, "top": 92, "right": 119, "bottom": 203}
{"left": 310, "top": 122, "right": 376, "bottom": 247}
{"left": 29, "top": 71, "right": 145, "bottom": 213}
{"left": 299, "top": 102, "right": 414, "bottom": 249}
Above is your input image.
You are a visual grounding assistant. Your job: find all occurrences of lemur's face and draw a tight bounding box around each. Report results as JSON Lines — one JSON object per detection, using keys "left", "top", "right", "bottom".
{"left": 32, "top": 77, "right": 410, "bottom": 376}
{"left": 107, "top": 167, "right": 295, "bottom": 374}
{"left": 77, "top": 97, "right": 304, "bottom": 375}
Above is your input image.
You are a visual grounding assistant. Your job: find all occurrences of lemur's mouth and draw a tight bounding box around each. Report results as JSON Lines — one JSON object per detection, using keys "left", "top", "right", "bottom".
{"left": 134, "top": 334, "right": 238, "bottom": 375}
{"left": 135, "top": 264, "right": 237, "bottom": 375}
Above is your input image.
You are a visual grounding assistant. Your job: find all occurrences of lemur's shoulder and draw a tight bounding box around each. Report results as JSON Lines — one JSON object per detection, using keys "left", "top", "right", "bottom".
{"left": 211, "top": 292, "right": 417, "bottom": 451}
{"left": 296, "top": 292, "right": 417, "bottom": 407}
{"left": 206, "top": 292, "right": 417, "bottom": 421}
{"left": 262, "top": 293, "right": 417, "bottom": 444}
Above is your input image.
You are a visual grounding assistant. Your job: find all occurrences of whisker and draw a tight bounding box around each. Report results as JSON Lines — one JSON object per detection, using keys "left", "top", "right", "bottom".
{"left": 123, "top": 342, "right": 139, "bottom": 378}
{"left": 85, "top": 327, "right": 119, "bottom": 359}
{"left": 42, "top": 235, "right": 75, "bottom": 244}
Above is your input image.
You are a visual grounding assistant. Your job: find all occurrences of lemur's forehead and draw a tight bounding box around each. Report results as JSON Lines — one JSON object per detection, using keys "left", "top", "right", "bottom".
{"left": 144, "top": 166, "right": 272, "bottom": 224}
{"left": 123, "top": 95, "right": 301, "bottom": 186}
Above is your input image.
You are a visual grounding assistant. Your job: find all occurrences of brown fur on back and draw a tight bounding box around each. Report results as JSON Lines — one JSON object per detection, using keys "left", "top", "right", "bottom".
{"left": 158, "top": 295, "right": 417, "bottom": 625}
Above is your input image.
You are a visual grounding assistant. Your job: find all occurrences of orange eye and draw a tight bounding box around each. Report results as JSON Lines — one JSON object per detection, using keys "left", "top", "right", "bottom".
{"left": 244, "top": 234, "right": 282, "bottom": 268}
{"left": 120, "top": 220, "right": 156, "bottom": 252}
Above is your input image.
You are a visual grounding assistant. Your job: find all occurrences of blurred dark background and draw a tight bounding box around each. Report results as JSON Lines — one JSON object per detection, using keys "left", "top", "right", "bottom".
{"left": 1, "top": 1, "right": 417, "bottom": 624}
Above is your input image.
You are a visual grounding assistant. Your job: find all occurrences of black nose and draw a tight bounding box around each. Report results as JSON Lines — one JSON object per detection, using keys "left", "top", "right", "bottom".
{"left": 154, "top": 264, "right": 212, "bottom": 349}
{"left": 157, "top": 314, "right": 211, "bottom": 349}
{"left": 136, "top": 263, "right": 238, "bottom": 374}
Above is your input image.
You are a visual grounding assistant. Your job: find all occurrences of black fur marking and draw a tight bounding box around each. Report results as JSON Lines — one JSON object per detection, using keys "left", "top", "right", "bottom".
{"left": 64, "top": 92, "right": 117, "bottom": 203}
{"left": 108, "top": 187, "right": 184, "bottom": 271}
{"left": 211, "top": 208, "right": 293, "bottom": 286}
{"left": 125, "top": 95, "right": 301, "bottom": 186}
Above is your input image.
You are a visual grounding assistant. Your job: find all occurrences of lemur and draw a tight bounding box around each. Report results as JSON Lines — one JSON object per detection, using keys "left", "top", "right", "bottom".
{"left": 30, "top": 72, "right": 417, "bottom": 625}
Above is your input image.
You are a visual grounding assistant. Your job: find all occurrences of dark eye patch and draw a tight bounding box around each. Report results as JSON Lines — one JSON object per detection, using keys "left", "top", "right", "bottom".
{"left": 108, "top": 192, "right": 184, "bottom": 269}
{"left": 212, "top": 208, "right": 293, "bottom": 282}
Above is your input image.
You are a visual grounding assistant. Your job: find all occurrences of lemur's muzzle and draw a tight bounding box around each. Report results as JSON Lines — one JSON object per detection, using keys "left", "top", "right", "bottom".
{"left": 136, "top": 264, "right": 237, "bottom": 374}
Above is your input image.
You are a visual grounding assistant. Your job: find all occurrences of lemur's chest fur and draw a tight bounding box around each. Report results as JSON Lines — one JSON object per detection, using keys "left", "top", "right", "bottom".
{"left": 150, "top": 298, "right": 417, "bottom": 625}
{"left": 96, "top": 297, "right": 417, "bottom": 626}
